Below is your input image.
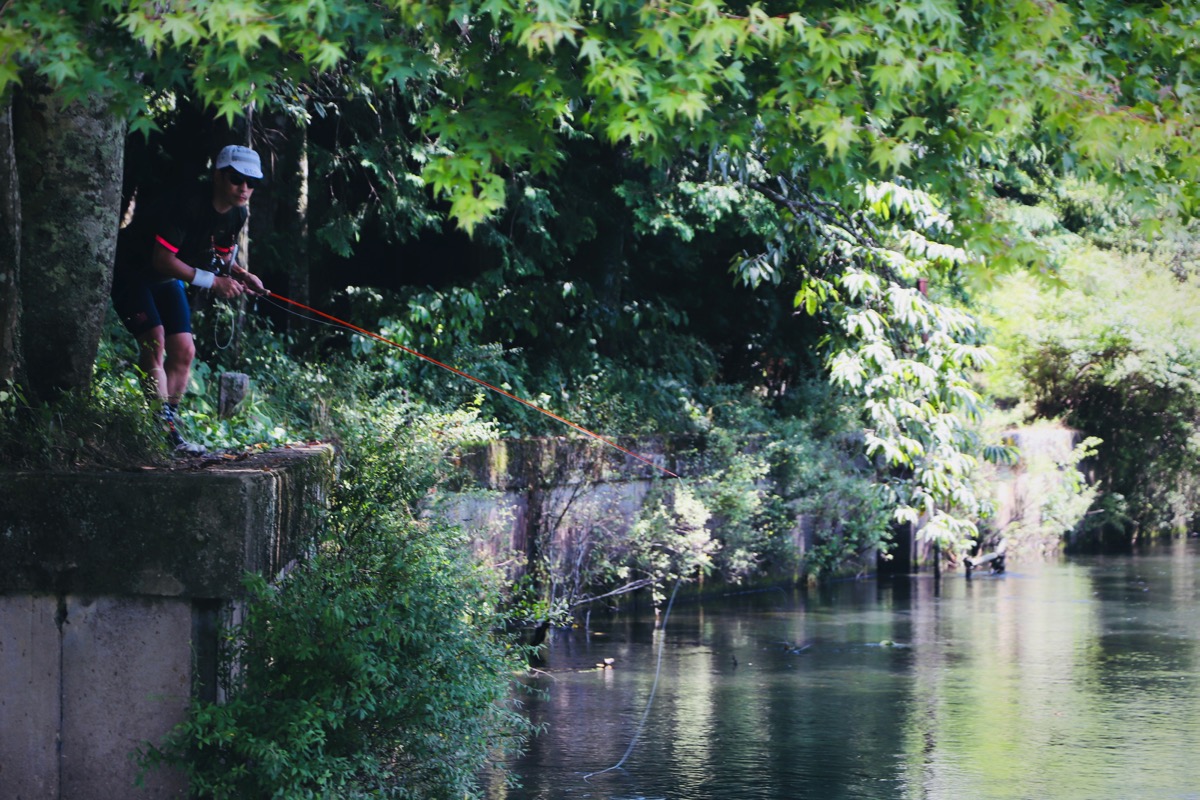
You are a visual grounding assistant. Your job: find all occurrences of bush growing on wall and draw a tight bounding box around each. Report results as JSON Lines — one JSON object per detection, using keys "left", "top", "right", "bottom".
{"left": 765, "top": 420, "right": 894, "bottom": 579}
{"left": 611, "top": 416, "right": 895, "bottom": 594}
{"left": 139, "top": 409, "right": 530, "bottom": 799}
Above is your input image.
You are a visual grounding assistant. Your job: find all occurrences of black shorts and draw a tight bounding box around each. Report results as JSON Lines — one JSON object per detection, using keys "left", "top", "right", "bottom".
{"left": 112, "top": 277, "right": 192, "bottom": 338}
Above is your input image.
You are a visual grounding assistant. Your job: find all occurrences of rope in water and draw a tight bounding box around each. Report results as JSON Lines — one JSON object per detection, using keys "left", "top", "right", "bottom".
{"left": 261, "top": 290, "right": 680, "bottom": 479}
{"left": 583, "top": 577, "right": 683, "bottom": 781}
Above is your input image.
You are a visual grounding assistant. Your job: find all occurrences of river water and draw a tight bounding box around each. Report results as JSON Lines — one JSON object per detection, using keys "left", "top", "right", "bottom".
{"left": 488, "top": 539, "right": 1200, "bottom": 800}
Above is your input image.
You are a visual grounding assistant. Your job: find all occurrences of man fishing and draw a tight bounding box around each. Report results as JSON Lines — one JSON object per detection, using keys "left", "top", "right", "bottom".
{"left": 111, "top": 144, "right": 267, "bottom": 455}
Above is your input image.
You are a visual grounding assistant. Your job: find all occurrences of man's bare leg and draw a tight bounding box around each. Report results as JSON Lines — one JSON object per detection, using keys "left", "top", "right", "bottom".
{"left": 137, "top": 329, "right": 203, "bottom": 454}
{"left": 163, "top": 331, "right": 196, "bottom": 405}
{"left": 162, "top": 331, "right": 204, "bottom": 454}
{"left": 137, "top": 326, "right": 168, "bottom": 404}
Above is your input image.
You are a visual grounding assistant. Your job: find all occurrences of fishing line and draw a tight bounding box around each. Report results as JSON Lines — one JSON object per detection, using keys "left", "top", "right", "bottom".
{"left": 257, "top": 290, "right": 688, "bottom": 782}
{"left": 262, "top": 290, "right": 680, "bottom": 479}
{"left": 212, "top": 301, "right": 238, "bottom": 351}
{"left": 583, "top": 576, "right": 683, "bottom": 781}
{"left": 261, "top": 294, "right": 351, "bottom": 336}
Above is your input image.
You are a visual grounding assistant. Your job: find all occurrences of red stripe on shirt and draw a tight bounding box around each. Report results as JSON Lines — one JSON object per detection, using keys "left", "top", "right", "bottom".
{"left": 155, "top": 235, "right": 180, "bottom": 254}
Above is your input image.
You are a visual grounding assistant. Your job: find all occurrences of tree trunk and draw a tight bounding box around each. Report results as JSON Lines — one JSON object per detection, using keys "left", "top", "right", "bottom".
{"left": 12, "top": 81, "right": 126, "bottom": 400}
{"left": 289, "top": 125, "right": 310, "bottom": 308}
{"left": 0, "top": 98, "right": 20, "bottom": 385}
{"left": 250, "top": 115, "right": 309, "bottom": 313}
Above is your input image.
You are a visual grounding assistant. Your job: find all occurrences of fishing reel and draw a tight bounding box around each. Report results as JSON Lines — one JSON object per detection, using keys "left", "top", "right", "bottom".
{"left": 207, "top": 243, "right": 239, "bottom": 277}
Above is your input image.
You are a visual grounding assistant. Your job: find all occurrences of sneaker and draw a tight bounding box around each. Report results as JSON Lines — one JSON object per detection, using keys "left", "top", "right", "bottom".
{"left": 161, "top": 406, "right": 206, "bottom": 456}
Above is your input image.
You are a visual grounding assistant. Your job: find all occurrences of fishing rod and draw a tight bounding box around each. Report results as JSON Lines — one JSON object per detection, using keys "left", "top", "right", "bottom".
{"left": 261, "top": 290, "right": 680, "bottom": 480}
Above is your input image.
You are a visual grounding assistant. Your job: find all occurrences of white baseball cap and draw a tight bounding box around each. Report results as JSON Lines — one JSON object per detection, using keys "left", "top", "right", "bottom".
{"left": 214, "top": 145, "right": 263, "bottom": 179}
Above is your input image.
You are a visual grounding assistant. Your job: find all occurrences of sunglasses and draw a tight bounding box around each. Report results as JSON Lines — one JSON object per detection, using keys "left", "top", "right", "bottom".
{"left": 223, "top": 168, "right": 260, "bottom": 189}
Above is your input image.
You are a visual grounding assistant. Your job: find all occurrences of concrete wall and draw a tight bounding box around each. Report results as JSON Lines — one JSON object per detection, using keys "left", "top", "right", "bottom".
{"left": 439, "top": 436, "right": 708, "bottom": 577}
{"left": 438, "top": 435, "right": 819, "bottom": 588}
{"left": 445, "top": 428, "right": 1089, "bottom": 583}
{"left": 0, "top": 595, "right": 193, "bottom": 798}
{"left": 0, "top": 445, "right": 333, "bottom": 800}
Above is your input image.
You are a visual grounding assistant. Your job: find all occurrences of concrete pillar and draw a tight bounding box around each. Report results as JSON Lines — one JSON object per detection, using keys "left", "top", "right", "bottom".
{"left": 0, "top": 595, "right": 60, "bottom": 798}
{"left": 60, "top": 597, "right": 191, "bottom": 798}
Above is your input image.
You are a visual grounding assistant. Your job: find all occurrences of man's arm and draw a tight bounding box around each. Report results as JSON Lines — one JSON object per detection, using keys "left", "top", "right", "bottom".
{"left": 151, "top": 242, "right": 244, "bottom": 300}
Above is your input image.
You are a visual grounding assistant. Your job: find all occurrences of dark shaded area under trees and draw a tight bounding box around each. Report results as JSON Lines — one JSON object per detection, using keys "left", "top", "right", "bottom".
{"left": 113, "top": 90, "right": 826, "bottom": 432}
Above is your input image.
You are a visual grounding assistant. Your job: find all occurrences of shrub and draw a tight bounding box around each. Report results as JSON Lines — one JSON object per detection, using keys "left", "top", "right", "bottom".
{"left": 0, "top": 322, "right": 163, "bottom": 469}
{"left": 138, "top": 409, "right": 530, "bottom": 799}
{"left": 766, "top": 419, "right": 893, "bottom": 579}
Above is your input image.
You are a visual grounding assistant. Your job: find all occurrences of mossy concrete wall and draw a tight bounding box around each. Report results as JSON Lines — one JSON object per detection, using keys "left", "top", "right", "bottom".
{"left": 442, "top": 437, "right": 680, "bottom": 574}
{"left": 446, "top": 428, "right": 1087, "bottom": 584}
{"left": 0, "top": 445, "right": 333, "bottom": 799}
{"left": 440, "top": 435, "right": 813, "bottom": 582}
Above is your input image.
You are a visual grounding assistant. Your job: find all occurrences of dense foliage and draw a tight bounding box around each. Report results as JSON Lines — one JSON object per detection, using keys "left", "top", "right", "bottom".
{"left": 981, "top": 213, "right": 1200, "bottom": 546}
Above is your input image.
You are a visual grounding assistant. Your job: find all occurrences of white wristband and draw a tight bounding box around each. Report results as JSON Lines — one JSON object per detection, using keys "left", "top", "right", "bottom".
{"left": 191, "top": 269, "right": 215, "bottom": 289}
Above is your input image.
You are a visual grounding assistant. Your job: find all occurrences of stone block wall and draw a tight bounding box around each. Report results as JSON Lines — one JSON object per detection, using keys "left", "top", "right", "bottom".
{"left": 438, "top": 435, "right": 749, "bottom": 584}
{"left": 0, "top": 445, "right": 333, "bottom": 799}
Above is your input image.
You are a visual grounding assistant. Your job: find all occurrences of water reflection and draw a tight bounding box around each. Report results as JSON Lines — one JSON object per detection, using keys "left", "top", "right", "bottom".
{"left": 494, "top": 541, "right": 1200, "bottom": 799}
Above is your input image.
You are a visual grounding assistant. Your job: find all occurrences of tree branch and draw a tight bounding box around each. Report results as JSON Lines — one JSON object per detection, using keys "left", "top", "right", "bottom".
{"left": 569, "top": 578, "right": 655, "bottom": 609}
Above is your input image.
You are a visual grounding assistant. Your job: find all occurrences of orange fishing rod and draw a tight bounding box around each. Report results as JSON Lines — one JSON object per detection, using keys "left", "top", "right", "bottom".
{"left": 264, "top": 291, "right": 680, "bottom": 480}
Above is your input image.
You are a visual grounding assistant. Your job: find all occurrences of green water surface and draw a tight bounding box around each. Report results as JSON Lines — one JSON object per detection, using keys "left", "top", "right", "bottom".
{"left": 493, "top": 539, "right": 1200, "bottom": 800}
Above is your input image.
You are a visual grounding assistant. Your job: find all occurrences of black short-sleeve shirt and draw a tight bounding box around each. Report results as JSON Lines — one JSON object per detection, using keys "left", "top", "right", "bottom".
{"left": 115, "top": 185, "right": 247, "bottom": 283}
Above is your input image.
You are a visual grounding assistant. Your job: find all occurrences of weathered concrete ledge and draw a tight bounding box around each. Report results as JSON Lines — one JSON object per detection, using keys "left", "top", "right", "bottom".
{"left": 455, "top": 434, "right": 721, "bottom": 490}
{"left": 0, "top": 444, "right": 334, "bottom": 800}
{"left": 0, "top": 445, "right": 333, "bottom": 598}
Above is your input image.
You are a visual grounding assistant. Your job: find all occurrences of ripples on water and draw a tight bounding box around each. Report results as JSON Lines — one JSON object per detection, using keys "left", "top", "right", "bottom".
{"left": 488, "top": 539, "right": 1200, "bottom": 800}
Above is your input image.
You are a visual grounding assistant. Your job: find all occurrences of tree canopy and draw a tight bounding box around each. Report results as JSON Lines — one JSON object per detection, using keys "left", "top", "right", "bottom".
{"left": 4, "top": 0, "right": 1199, "bottom": 547}
{"left": 5, "top": 0, "right": 1198, "bottom": 232}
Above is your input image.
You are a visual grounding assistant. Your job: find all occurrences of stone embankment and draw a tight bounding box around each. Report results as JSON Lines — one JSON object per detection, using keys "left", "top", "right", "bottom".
{"left": 444, "top": 425, "right": 1088, "bottom": 581}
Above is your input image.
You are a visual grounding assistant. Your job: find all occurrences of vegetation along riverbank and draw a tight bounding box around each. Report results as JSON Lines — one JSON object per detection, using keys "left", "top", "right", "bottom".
{"left": 2, "top": 1, "right": 1199, "bottom": 796}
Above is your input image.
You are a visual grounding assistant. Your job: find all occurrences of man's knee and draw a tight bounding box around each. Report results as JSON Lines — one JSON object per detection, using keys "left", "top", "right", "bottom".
{"left": 164, "top": 334, "right": 196, "bottom": 366}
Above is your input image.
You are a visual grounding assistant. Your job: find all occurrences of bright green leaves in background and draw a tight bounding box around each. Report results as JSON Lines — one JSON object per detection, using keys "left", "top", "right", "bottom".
{"left": 5, "top": 0, "right": 1200, "bottom": 231}
{"left": 731, "top": 173, "right": 998, "bottom": 551}
{"left": 981, "top": 213, "right": 1200, "bottom": 539}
